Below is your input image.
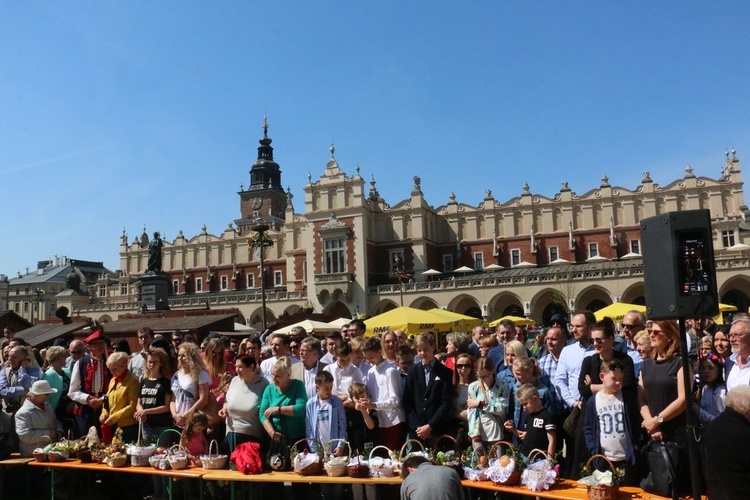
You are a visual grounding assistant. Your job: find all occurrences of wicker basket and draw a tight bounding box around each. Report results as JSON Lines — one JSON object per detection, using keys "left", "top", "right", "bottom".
{"left": 47, "top": 449, "right": 69, "bottom": 462}
{"left": 584, "top": 455, "right": 620, "bottom": 500}
{"left": 463, "top": 447, "right": 488, "bottom": 482}
{"left": 106, "top": 453, "right": 128, "bottom": 468}
{"left": 127, "top": 421, "right": 156, "bottom": 467}
{"left": 292, "top": 438, "right": 324, "bottom": 476}
{"left": 323, "top": 439, "right": 351, "bottom": 477}
{"left": 200, "top": 439, "right": 229, "bottom": 470}
{"left": 521, "top": 449, "right": 556, "bottom": 493}
{"left": 487, "top": 441, "right": 522, "bottom": 486}
{"left": 75, "top": 449, "right": 93, "bottom": 463}
{"left": 149, "top": 453, "right": 169, "bottom": 470}
{"left": 368, "top": 445, "right": 398, "bottom": 478}
{"left": 32, "top": 436, "right": 52, "bottom": 462}
{"left": 433, "top": 434, "right": 464, "bottom": 478}
{"left": 167, "top": 444, "right": 189, "bottom": 470}
{"left": 346, "top": 454, "right": 370, "bottom": 479}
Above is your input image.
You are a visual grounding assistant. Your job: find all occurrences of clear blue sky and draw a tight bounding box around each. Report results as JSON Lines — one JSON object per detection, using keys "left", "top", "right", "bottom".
{"left": 2, "top": 2, "right": 749, "bottom": 277}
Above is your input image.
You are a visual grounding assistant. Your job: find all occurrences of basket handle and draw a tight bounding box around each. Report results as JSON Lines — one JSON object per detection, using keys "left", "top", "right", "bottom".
{"left": 38, "top": 435, "right": 52, "bottom": 447}
{"left": 157, "top": 428, "right": 182, "bottom": 447}
{"left": 137, "top": 419, "right": 144, "bottom": 445}
{"left": 487, "top": 440, "right": 515, "bottom": 459}
{"left": 292, "top": 437, "right": 322, "bottom": 455}
{"left": 585, "top": 454, "right": 617, "bottom": 474}
{"left": 208, "top": 439, "right": 219, "bottom": 456}
{"left": 470, "top": 446, "right": 486, "bottom": 468}
{"left": 368, "top": 445, "right": 392, "bottom": 461}
{"left": 526, "top": 448, "right": 550, "bottom": 463}
{"left": 324, "top": 439, "right": 351, "bottom": 460}
{"left": 399, "top": 439, "right": 425, "bottom": 458}
{"left": 434, "top": 434, "right": 460, "bottom": 459}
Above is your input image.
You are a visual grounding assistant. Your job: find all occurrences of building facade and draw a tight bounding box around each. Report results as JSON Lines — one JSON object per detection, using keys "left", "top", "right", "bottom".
{"left": 78, "top": 125, "right": 750, "bottom": 326}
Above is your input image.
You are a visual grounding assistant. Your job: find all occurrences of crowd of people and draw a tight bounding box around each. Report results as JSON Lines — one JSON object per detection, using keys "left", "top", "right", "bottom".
{"left": 1, "top": 311, "right": 749, "bottom": 500}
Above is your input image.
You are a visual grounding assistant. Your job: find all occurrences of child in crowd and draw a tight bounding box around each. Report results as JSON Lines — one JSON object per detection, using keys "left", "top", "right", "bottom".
{"left": 505, "top": 384, "right": 556, "bottom": 458}
{"left": 362, "top": 337, "right": 406, "bottom": 451}
{"left": 395, "top": 344, "right": 415, "bottom": 393}
{"left": 181, "top": 411, "right": 209, "bottom": 465}
{"left": 582, "top": 359, "right": 640, "bottom": 486}
{"left": 698, "top": 353, "right": 726, "bottom": 425}
{"left": 349, "top": 337, "right": 373, "bottom": 378}
{"left": 508, "top": 357, "right": 557, "bottom": 445}
{"left": 306, "top": 371, "right": 347, "bottom": 500}
{"left": 348, "top": 382, "right": 377, "bottom": 500}
{"left": 324, "top": 343, "right": 364, "bottom": 404}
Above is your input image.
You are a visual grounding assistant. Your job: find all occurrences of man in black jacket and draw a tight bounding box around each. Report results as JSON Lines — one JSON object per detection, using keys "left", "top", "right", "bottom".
{"left": 703, "top": 385, "right": 750, "bottom": 500}
{"left": 403, "top": 333, "right": 453, "bottom": 448}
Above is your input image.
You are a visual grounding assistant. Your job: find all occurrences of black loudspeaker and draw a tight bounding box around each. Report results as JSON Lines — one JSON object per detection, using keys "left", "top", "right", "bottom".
{"left": 641, "top": 209, "right": 719, "bottom": 320}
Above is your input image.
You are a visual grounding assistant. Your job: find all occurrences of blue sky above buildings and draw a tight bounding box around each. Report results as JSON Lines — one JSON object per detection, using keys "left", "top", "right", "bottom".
{"left": 2, "top": 2, "right": 749, "bottom": 276}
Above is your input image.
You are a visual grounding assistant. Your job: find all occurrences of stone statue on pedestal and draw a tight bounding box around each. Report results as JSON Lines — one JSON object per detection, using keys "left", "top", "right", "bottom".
{"left": 146, "top": 232, "right": 163, "bottom": 274}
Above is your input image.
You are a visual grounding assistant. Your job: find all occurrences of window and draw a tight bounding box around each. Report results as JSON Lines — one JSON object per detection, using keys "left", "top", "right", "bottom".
{"left": 14, "top": 302, "right": 19, "bottom": 312}
{"left": 50, "top": 286, "right": 56, "bottom": 293}
{"left": 196, "top": 278, "right": 203, "bottom": 292}
{"left": 324, "top": 239, "right": 346, "bottom": 274}
{"left": 274, "top": 271, "right": 283, "bottom": 286}
{"left": 172, "top": 280, "right": 179, "bottom": 294}
{"left": 98, "top": 285, "right": 106, "bottom": 297}
{"left": 722, "top": 230, "right": 736, "bottom": 248}
{"left": 23, "top": 302, "right": 29, "bottom": 312}
{"left": 25, "top": 288, "right": 29, "bottom": 295}
{"left": 511, "top": 249, "right": 521, "bottom": 266}
{"left": 630, "top": 239, "right": 640, "bottom": 255}
{"left": 247, "top": 273, "right": 255, "bottom": 288}
{"left": 474, "top": 253, "right": 484, "bottom": 270}
{"left": 120, "top": 284, "right": 128, "bottom": 296}
{"left": 221, "top": 275, "right": 228, "bottom": 290}
{"left": 588, "top": 242, "right": 599, "bottom": 258}
{"left": 15, "top": 289, "right": 19, "bottom": 295}
{"left": 442, "top": 254, "right": 454, "bottom": 273}
{"left": 549, "top": 246, "right": 559, "bottom": 262}
{"left": 389, "top": 249, "right": 405, "bottom": 275}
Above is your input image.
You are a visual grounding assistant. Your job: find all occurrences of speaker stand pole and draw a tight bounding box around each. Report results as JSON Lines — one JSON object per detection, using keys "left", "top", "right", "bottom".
{"left": 678, "top": 318, "right": 701, "bottom": 500}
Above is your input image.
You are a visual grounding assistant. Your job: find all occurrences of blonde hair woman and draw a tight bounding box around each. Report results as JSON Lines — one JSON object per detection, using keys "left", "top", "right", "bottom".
{"left": 170, "top": 342, "right": 210, "bottom": 428}
{"left": 100, "top": 351, "right": 140, "bottom": 443}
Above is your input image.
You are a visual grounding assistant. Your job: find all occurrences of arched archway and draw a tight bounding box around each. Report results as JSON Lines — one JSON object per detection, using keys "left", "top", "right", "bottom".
{"left": 234, "top": 311, "right": 247, "bottom": 324}
{"left": 487, "top": 291, "right": 524, "bottom": 322}
{"left": 410, "top": 297, "right": 439, "bottom": 311}
{"left": 447, "top": 295, "right": 481, "bottom": 317}
{"left": 529, "top": 288, "right": 567, "bottom": 325}
{"left": 371, "top": 300, "right": 399, "bottom": 316}
{"left": 283, "top": 305, "right": 303, "bottom": 316}
{"left": 98, "top": 314, "right": 113, "bottom": 324}
{"left": 575, "top": 285, "right": 612, "bottom": 312}
{"left": 620, "top": 283, "right": 646, "bottom": 305}
{"left": 720, "top": 276, "right": 750, "bottom": 315}
{"left": 324, "top": 301, "right": 352, "bottom": 319}
{"left": 249, "top": 307, "right": 276, "bottom": 327}
{"left": 502, "top": 304, "right": 525, "bottom": 317}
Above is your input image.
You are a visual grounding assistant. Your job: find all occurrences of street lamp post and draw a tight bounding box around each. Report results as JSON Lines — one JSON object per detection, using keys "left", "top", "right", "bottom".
{"left": 390, "top": 256, "right": 411, "bottom": 307}
{"left": 30, "top": 287, "right": 45, "bottom": 325}
{"left": 250, "top": 223, "right": 273, "bottom": 331}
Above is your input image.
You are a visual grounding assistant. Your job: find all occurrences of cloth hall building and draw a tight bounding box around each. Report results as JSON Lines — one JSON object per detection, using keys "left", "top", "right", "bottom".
{"left": 79, "top": 124, "right": 750, "bottom": 327}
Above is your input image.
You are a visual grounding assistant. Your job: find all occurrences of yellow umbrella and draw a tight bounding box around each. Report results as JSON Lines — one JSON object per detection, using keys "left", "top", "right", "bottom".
{"left": 719, "top": 303, "right": 738, "bottom": 312}
{"left": 427, "top": 309, "right": 482, "bottom": 332}
{"left": 594, "top": 302, "right": 647, "bottom": 321}
{"left": 488, "top": 315, "right": 534, "bottom": 327}
{"left": 364, "top": 307, "right": 453, "bottom": 336}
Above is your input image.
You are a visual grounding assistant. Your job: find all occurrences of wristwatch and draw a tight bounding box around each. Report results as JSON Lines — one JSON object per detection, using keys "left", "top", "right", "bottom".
{"left": 655, "top": 415, "right": 664, "bottom": 424}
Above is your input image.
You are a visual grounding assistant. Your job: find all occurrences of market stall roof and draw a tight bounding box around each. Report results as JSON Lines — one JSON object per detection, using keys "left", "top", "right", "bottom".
{"left": 16, "top": 321, "right": 89, "bottom": 347}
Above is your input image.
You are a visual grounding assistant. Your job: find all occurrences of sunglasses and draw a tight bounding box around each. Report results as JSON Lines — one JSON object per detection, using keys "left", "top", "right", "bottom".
{"left": 70, "top": 350, "right": 84, "bottom": 355}
{"left": 455, "top": 364, "right": 472, "bottom": 369}
{"left": 289, "top": 345, "right": 299, "bottom": 349}
{"left": 592, "top": 337, "right": 608, "bottom": 344}
{"left": 647, "top": 329, "right": 663, "bottom": 335}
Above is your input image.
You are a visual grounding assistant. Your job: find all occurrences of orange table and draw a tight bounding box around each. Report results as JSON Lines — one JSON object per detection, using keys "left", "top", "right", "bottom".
{"left": 203, "top": 469, "right": 402, "bottom": 500}
{"left": 28, "top": 458, "right": 207, "bottom": 500}
{"left": 0, "top": 454, "right": 33, "bottom": 497}
{"left": 462, "top": 478, "right": 702, "bottom": 500}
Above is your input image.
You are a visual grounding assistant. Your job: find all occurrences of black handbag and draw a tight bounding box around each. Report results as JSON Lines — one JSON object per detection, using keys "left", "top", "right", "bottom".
{"left": 640, "top": 440, "right": 680, "bottom": 500}
{"left": 266, "top": 435, "right": 290, "bottom": 471}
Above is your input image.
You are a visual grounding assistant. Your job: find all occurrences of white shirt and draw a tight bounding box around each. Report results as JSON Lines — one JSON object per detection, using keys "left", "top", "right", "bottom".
{"left": 365, "top": 360, "right": 404, "bottom": 428}
{"left": 726, "top": 352, "right": 750, "bottom": 391}
{"left": 553, "top": 341, "right": 596, "bottom": 409}
{"left": 302, "top": 365, "right": 320, "bottom": 400}
{"left": 128, "top": 350, "right": 148, "bottom": 380}
{"left": 355, "top": 360, "right": 373, "bottom": 378}
{"left": 260, "top": 355, "right": 300, "bottom": 382}
{"left": 68, "top": 356, "right": 107, "bottom": 405}
{"left": 320, "top": 352, "right": 336, "bottom": 365}
{"left": 324, "top": 362, "right": 363, "bottom": 399}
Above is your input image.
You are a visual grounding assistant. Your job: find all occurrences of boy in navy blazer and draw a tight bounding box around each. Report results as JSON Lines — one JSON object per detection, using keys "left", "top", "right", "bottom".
{"left": 403, "top": 333, "right": 454, "bottom": 447}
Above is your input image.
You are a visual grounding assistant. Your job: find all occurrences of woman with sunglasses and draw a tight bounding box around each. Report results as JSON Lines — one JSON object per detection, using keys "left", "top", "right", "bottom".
{"left": 573, "top": 318, "right": 636, "bottom": 473}
{"left": 637, "top": 320, "right": 691, "bottom": 496}
{"left": 451, "top": 353, "right": 476, "bottom": 448}
{"left": 466, "top": 357, "right": 510, "bottom": 451}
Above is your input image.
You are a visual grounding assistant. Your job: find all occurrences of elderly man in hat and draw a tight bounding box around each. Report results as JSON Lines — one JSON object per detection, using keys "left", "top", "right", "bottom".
{"left": 15, "top": 380, "right": 63, "bottom": 457}
{"left": 68, "top": 328, "right": 112, "bottom": 437}
{"left": 0, "top": 345, "right": 43, "bottom": 415}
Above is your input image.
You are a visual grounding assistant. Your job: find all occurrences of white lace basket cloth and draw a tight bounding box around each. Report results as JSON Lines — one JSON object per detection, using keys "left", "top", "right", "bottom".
{"left": 521, "top": 449, "right": 557, "bottom": 492}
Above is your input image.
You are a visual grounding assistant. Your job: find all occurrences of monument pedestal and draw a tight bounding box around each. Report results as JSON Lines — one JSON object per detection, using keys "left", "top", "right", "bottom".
{"left": 139, "top": 274, "right": 170, "bottom": 311}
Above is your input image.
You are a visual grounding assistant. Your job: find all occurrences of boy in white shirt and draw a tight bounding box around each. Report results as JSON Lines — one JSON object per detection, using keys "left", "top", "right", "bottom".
{"left": 362, "top": 337, "right": 405, "bottom": 450}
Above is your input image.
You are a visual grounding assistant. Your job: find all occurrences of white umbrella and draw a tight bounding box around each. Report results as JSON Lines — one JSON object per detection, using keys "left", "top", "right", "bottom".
{"left": 513, "top": 261, "right": 536, "bottom": 268}
{"left": 326, "top": 318, "right": 352, "bottom": 328}
{"left": 454, "top": 266, "right": 474, "bottom": 273}
{"left": 234, "top": 322, "right": 255, "bottom": 332}
{"left": 549, "top": 258, "right": 570, "bottom": 265}
{"left": 275, "top": 319, "right": 337, "bottom": 335}
{"left": 619, "top": 252, "right": 641, "bottom": 260}
{"left": 421, "top": 269, "right": 442, "bottom": 276}
{"left": 483, "top": 264, "right": 503, "bottom": 271}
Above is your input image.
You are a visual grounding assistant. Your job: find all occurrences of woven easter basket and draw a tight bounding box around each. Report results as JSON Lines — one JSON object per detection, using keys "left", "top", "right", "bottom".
{"left": 106, "top": 453, "right": 128, "bottom": 468}
{"left": 200, "top": 439, "right": 228, "bottom": 470}
{"left": 32, "top": 436, "right": 52, "bottom": 462}
{"left": 323, "top": 439, "right": 351, "bottom": 477}
{"left": 584, "top": 455, "right": 619, "bottom": 500}
{"left": 521, "top": 449, "right": 557, "bottom": 493}
{"left": 167, "top": 444, "right": 189, "bottom": 470}
{"left": 292, "top": 438, "right": 324, "bottom": 476}
{"left": 346, "top": 454, "right": 370, "bottom": 479}
{"left": 487, "top": 441, "right": 522, "bottom": 486}
{"left": 127, "top": 421, "right": 156, "bottom": 467}
{"left": 432, "top": 434, "right": 464, "bottom": 479}
{"left": 462, "top": 447, "right": 488, "bottom": 482}
{"left": 368, "top": 444, "right": 399, "bottom": 478}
